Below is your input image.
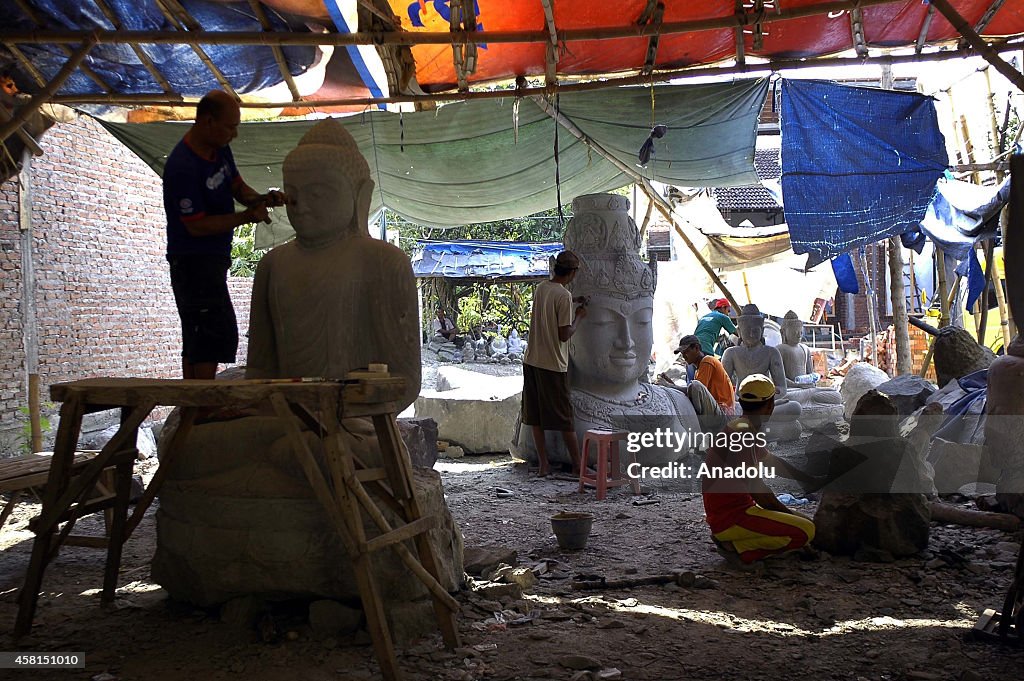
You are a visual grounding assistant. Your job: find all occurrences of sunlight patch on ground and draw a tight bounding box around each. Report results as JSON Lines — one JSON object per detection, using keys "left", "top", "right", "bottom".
{"left": 435, "top": 457, "right": 518, "bottom": 474}
{"left": 523, "top": 593, "right": 975, "bottom": 638}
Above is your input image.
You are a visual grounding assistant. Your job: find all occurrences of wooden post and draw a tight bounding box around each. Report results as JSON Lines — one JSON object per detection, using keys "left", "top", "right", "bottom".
{"left": 936, "top": 248, "right": 950, "bottom": 328}
{"left": 887, "top": 238, "right": 912, "bottom": 374}
{"left": 993, "top": 208, "right": 1014, "bottom": 347}
{"left": 858, "top": 249, "right": 879, "bottom": 367}
{"left": 18, "top": 148, "right": 41, "bottom": 451}
{"left": 978, "top": 241, "right": 994, "bottom": 344}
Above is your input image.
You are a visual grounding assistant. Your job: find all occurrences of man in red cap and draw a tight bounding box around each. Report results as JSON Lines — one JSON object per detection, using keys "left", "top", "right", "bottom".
{"left": 693, "top": 297, "right": 736, "bottom": 356}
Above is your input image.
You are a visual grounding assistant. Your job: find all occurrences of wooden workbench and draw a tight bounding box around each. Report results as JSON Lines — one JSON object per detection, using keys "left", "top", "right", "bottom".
{"left": 15, "top": 376, "right": 458, "bottom": 681}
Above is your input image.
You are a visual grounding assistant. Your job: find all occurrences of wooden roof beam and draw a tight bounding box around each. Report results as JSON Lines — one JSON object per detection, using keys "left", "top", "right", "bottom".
{"left": 964, "top": 0, "right": 1008, "bottom": 48}
{"left": 93, "top": 0, "right": 173, "bottom": 93}
{"left": 639, "top": 2, "right": 665, "bottom": 77}
{"left": 246, "top": 0, "right": 301, "bottom": 101}
{"left": 850, "top": 7, "right": 868, "bottom": 57}
{"left": 47, "top": 40, "right": 1024, "bottom": 109}
{"left": 915, "top": 5, "right": 936, "bottom": 54}
{"left": 0, "top": 0, "right": 914, "bottom": 48}
{"left": 0, "top": 37, "right": 95, "bottom": 146}
{"left": 929, "top": 0, "right": 1024, "bottom": 94}
{"left": 153, "top": 0, "right": 239, "bottom": 100}
{"left": 541, "top": 0, "right": 558, "bottom": 90}
{"left": 13, "top": 0, "right": 114, "bottom": 94}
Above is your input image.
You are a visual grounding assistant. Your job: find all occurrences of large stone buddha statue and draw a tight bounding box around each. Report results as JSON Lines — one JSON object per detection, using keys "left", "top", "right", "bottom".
{"left": 514, "top": 193, "right": 702, "bottom": 470}
{"left": 721, "top": 304, "right": 803, "bottom": 440}
{"left": 246, "top": 119, "right": 420, "bottom": 408}
{"left": 778, "top": 310, "right": 844, "bottom": 427}
{"left": 152, "top": 121, "right": 460, "bottom": 629}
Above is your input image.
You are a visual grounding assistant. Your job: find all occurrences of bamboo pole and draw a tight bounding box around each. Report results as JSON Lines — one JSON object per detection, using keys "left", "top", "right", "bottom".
{"left": 888, "top": 237, "right": 912, "bottom": 374}
{"left": 28, "top": 373, "right": 41, "bottom": 453}
{"left": 936, "top": 249, "right": 950, "bottom": 328}
{"left": 929, "top": 0, "right": 1024, "bottom": 94}
{"left": 859, "top": 249, "right": 879, "bottom": 368}
{"left": 995, "top": 208, "right": 1016, "bottom": 343}
{"left": 0, "top": 0, "right": 915, "bottom": 48}
{"left": 529, "top": 95, "right": 742, "bottom": 310}
{"left": 32, "top": 41, "right": 1024, "bottom": 110}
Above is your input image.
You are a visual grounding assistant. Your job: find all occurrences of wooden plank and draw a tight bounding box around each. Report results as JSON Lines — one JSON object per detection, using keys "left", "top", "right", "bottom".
{"left": 102, "top": 459, "right": 135, "bottom": 602}
{"left": 354, "top": 468, "right": 390, "bottom": 482}
{"left": 0, "top": 452, "right": 99, "bottom": 493}
{"left": 364, "top": 515, "right": 436, "bottom": 553}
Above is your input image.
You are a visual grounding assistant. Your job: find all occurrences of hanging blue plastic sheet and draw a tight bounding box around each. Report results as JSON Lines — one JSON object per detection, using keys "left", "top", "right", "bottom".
{"left": 781, "top": 79, "right": 948, "bottom": 268}
{"left": 831, "top": 252, "right": 859, "bottom": 294}
{"left": 0, "top": 1, "right": 316, "bottom": 95}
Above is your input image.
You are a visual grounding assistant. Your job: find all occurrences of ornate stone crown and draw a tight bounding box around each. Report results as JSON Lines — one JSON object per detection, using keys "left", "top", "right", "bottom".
{"left": 564, "top": 193, "right": 655, "bottom": 300}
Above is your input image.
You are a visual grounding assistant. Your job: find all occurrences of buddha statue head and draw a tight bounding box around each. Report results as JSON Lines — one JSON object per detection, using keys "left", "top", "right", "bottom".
{"left": 282, "top": 119, "right": 373, "bottom": 248}
{"left": 781, "top": 310, "right": 804, "bottom": 346}
{"left": 564, "top": 193, "right": 656, "bottom": 391}
{"left": 737, "top": 303, "right": 766, "bottom": 348}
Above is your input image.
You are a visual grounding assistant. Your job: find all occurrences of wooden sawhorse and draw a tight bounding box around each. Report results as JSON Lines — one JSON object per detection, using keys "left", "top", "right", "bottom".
{"left": 15, "top": 377, "right": 459, "bottom": 681}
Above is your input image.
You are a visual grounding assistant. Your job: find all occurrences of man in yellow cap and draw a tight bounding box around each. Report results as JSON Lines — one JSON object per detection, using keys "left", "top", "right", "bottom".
{"left": 700, "top": 373, "right": 816, "bottom": 564}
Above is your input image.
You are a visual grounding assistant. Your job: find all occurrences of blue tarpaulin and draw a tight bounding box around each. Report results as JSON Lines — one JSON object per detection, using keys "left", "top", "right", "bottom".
{"left": 412, "top": 241, "right": 562, "bottom": 280}
{"left": 781, "top": 79, "right": 948, "bottom": 268}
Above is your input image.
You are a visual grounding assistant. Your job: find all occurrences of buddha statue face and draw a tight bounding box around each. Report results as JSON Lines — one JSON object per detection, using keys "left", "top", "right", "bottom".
{"left": 282, "top": 119, "right": 373, "bottom": 247}
{"left": 737, "top": 312, "right": 764, "bottom": 347}
{"left": 781, "top": 311, "right": 803, "bottom": 346}
{"left": 570, "top": 294, "right": 654, "bottom": 386}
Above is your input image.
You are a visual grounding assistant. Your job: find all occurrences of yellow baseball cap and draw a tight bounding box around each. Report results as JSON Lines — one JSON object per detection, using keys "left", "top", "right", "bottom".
{"left": 737, "top": 373, "right": 775, "bottom": 403}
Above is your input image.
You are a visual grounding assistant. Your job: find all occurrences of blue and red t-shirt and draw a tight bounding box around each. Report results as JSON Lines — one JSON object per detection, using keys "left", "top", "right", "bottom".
{"left": 163, "top": 137, "right": 242, "bottom": 257}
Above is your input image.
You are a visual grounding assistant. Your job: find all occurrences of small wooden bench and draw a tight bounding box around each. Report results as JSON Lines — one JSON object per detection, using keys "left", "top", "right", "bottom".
{"left": 0, "top": 451, "right": 109, "bottom": 533}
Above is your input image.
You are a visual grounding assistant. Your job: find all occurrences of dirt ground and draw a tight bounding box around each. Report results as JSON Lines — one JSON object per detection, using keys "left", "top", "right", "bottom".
{"left": 0, "top": 358, "right": 1022, "bottom": 680}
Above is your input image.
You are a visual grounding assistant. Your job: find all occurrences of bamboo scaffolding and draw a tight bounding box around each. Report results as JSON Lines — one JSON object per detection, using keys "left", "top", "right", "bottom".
{"left": 929, "top": 0, "right": 1024, "bottom": 94}
{"left": 34, "top": 41, "right": 1024, "bottom": 110}
{"left": 153, "top": 0, "right": 239, "bottom": 100}
{"left": 12, "top": 0, "right": 114, "bottom": 94}
{"left": 0, "top": 0, "right": 913, "bottom": 48}
{"left": 93, "top": 0, "right": 173, "bottom": 93}
{"left": 246, "top": 0, "right": 300, "bottom": 101}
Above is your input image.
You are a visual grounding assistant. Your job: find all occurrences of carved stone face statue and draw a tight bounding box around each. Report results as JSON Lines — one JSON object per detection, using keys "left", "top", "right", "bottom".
{"left": 563, "top": 193, "right": 656, "bottom": 394}
{"left": 781, "top": 310, "right": 804, "bottom": 346}
{"left": 570, "top": 293, "right": 654, "bottom": 386}
{"left": 737, "top": 304, "right": 765, "bottom": 347}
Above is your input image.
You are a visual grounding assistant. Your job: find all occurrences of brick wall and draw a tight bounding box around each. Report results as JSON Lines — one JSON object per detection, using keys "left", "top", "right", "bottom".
{"left": 0, "top": 115, "right": 253, "bottom": 440}
{"left": 833, "top": 242, "right": 890, "bottom": 335}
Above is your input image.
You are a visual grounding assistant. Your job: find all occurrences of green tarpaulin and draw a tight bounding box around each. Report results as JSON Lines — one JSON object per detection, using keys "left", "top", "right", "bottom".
{"left": 100, "top": 79, "right": 768, "bottom": 249}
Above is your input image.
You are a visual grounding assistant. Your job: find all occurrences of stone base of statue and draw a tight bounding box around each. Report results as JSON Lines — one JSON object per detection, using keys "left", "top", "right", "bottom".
{"left": 788, "top": 386, "right": 844, "bottom": 429}
{"left": 152, "top": 414, "right": 464, "bottom": 638}
{"left": 511, "top": 383, "right": 703, "bottom": 489}
{"left": 761, "top": 399, "right": 803, "bottom": 441}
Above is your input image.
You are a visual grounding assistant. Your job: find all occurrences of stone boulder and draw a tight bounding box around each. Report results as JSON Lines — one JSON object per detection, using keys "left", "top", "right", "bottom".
{"left": 875, "top": 375, "right": 937, "bottom": 417}
{"left": 812, "top": 390, "right": 938, "bottom": 557}
{"left": 840, "top": 363, "right": 890, "bottom": 419}
{"left": 928, "top": 438, "right": 998, "bottom": 493}
{"left": 415, "top": 372, "right": 523, "bottom": 454}
{"left": 79, "top": 420, "right": 158, "bottom": 460}
{"left": 397, "top": 417, "right": 439, "bottom": 469}
{"left": 932, "top": 326, "right": 994, "bottom": 387}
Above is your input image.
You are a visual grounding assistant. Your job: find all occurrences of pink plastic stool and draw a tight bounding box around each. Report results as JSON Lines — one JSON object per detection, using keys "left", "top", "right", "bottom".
{"left": 578, "top": 429, "right": 640, "bottom": 500}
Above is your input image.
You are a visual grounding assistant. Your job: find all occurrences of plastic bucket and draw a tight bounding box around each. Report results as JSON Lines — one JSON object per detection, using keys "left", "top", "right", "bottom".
{"left": 550, "top": 512, "right": 594, "bottom": 550}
